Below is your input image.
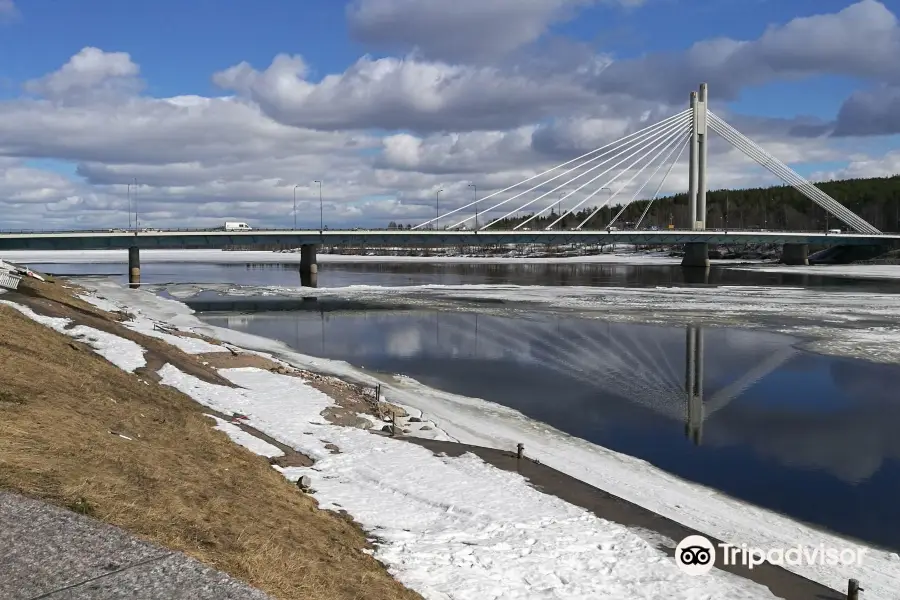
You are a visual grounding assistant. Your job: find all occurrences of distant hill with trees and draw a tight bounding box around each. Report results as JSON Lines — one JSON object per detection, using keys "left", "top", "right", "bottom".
{"left": 390, "top": 174, "right": 900, "bottom": 233}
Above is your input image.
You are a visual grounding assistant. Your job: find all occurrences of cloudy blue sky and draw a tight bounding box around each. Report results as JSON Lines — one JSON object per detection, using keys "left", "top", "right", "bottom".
{"left": 1, "top": 0, "right": 899, "bottom": 229}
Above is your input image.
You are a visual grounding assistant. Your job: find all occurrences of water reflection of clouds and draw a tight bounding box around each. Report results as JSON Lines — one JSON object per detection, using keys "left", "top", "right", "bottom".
{"left": 707, "top": 360, "right": 900, "bottom": 483}
{"left": 385, "top": 328, "right": 423, "bottom": 358}
{"left": 225, "top": 315, "right": 252, "bottom": 329}
{"left": 712, "top": 403, "right": 898, "bottom": 484}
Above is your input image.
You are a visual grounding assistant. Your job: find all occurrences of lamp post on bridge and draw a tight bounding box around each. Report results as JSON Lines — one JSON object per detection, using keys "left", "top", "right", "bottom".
{"left": 314, "top": 180, "right": 323, "bottom": 231}
{"left": 436, "top": 189, "right": 443, "bottom": 230}
{"left": 557, "top": 193, "right": 565, "bottom": 230}
{"left": 127, "top": 179, "right": 134, "bottom": 229}
{"left": 468, "top": 183, "right": 477, "bottom": 229}
{"left": 127, "top": 177, "right": 139, "bottom": 231}
{"left": 292, "top": 184, "right": 300, "bottom": 230}
{"left": 724, "top": 194, "right": 729, "bottom": 229}
{"left": 599, "top": 187, "right": 612, "bottom": 229}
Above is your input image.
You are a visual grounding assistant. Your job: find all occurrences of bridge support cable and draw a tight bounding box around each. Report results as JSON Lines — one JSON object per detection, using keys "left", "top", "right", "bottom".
{"left": 538, "top": 116, "right": 692, "bottom": 231}
{"left": 606, "top": 129, "right": 691, "bottom": 230}
{"left": 704, "top": 347, "right": 797, "bottom": 418}
{"left": 507, "top": 114, "right": 692, "bottom": 231}
{"left": 416, "top": 109, "right": 690, "bottom": 231}
{"left": 634, "top": 134, "right": 690, "bottom": 230}
{"left": 708, "top": 112, "right": 881, "bottom": 234}
{"left": 572, "top": 119, "right": 691, "bottom": 231}
{"left": 483, "top": 113, "right": 691, "bottom": 231}
{"left": 574, "top": 124, "right": 689, "bottom": 231}
{"left": 543, "top": 117, "right": 691, "bottom": 232}
{"left": 709, "top": 113, "right": 877, "bottom": 234}
{"left": 453, "top": 111, "right": 691, "bottom": 231}
{"left": 519, "top": 120, "right": 690, "bottom": 232}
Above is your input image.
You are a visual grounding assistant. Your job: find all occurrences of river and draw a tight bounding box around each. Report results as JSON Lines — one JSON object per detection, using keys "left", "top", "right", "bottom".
{"left": 33, "top": 257, "right": 900, "bottom": 552}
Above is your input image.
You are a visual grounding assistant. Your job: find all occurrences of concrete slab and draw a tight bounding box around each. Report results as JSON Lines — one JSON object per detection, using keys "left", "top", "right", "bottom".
{"left": 49, "top": 554, "right": 271, "bottom": 600}
{"left": 0, "top": 491, "right": 271, "bottom": 600}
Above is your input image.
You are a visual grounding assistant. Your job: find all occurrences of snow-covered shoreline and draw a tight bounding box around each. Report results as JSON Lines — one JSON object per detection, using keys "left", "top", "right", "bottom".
{"left": 53, "top": 278, "right": 899, "bottom": 599}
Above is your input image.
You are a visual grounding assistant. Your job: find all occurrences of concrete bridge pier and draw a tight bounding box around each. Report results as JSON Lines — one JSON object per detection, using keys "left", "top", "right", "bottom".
{"left": 781, "top": 243, "right": 809, "bottom": 266}
{"left": 128, "top": 246, "right": 140, "bottom": 289}
{"left": 681, "top": 242, "right": 710, "bottom": 268}
{"left": 299, "top": 244, "right": 318, "bottom": 288}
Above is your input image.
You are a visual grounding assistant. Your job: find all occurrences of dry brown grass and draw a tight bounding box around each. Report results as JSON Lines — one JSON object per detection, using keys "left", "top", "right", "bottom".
{"left": 0, "top": 280, "right": 422, "bottom": 600}
{"left": 17, "top": 277, "right": 130, "bottom": 321}
{"left": 197, "top": 352, "right": 282, "bottom": 370}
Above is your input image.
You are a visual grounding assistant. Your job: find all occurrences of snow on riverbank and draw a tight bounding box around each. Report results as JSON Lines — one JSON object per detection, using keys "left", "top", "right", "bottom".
{"left": 0, "top": 300, "right": 147, "bottom": 372}
{"left": 2, "top": 292, "right": 780, "bottom": 599}
{"left": 69, "top": 290, "right": 231, "bottom": 355}
{"left": 1, "top": 248, "right": 685, "bottom": 265}
{"left": 737, "top": 263, "right": 900, "bottom": 281}
{"left": 205, "top": 414, "right": 284, "bottom": 459}
{"left": 160, "top": 364, "right": 775, "bottom": 599}
{"left": 75, "top": 279, "right": 900, "bottom": 599}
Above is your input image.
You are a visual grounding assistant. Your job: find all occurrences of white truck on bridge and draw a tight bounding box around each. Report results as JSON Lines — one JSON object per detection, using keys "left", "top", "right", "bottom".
{"left": 223, "top": 222, "right": 252, "bottom": 231}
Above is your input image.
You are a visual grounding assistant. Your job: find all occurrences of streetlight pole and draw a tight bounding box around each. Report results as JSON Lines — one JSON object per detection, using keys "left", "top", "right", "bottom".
{"left": 557, "top": 193, "right": 564, "bottom": 230}
{"left": 314, "top": 180, "right": 322, "bottom": 231}
{"left": 127, "top": 180, "right": 132, "bottom": 229}
{"left": 131, "top": 177, "right": 138, "bottom": 231}
{"left": 436, "top": 189, "right": 443, "bottom": 230}
{"left": 293, "top": 184, "right": 300, "bottom": 230}
{"left": 725, "top": 193, "right": 729, "bottom": 229}
{"left": 468, "top": 183, "right": 477, "bottom": 229}
{"left": 586, "top": 186, "right": 610, "bottom": 229}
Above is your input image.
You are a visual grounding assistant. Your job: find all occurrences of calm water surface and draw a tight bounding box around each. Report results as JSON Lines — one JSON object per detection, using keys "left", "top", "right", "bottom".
{"left": 31, "top": 258, "right": 900, "bottom": 550}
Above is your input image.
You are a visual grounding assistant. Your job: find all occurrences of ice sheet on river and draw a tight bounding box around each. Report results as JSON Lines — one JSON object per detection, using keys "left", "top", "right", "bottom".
{"left": 171, "top": 281, "right": 900, "bottom": 365}
{"left": 738, "top": 264, "right": 900, "bottom": 281}
{"left": 0, "top": 249, "right": 681, "bottom": 265}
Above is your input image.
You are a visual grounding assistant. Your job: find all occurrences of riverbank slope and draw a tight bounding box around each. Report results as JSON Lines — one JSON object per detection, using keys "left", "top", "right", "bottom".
{"left": 0, "top": 276, "right": 422, "bottom": 600}
{"left": 2, "top": 272, "right": 896, "bottom": 598}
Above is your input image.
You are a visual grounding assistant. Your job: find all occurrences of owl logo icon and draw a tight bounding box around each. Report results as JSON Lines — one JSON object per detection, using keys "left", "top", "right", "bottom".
{"left": 675, "top": 535, "right": 716, "bottom": 576}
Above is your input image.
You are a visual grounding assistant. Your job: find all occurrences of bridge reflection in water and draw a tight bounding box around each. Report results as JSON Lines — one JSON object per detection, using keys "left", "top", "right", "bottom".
{"left": 683, "top": 324, "right": 798, "bottom": 446}
{"left": 202, "top": 298, "right": 797, "bottom": 447}
{"left": 454, "top": 309, "right": 797, "bottom": 447}
{"left": 685, "top": 326, "right": 704, "bottom": 445}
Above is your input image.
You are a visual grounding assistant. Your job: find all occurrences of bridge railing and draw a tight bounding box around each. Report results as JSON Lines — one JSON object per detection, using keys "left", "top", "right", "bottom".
{"left": 0, "top": 227, "right": 329, "bottom": 234}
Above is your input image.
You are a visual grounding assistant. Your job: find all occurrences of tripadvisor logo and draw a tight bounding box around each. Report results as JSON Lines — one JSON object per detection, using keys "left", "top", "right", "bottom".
{"left": 675, "top": 534, "right": 867, "bottom": 576}
{"left": 675, "top": 535, "right": 716, "bottom": 576}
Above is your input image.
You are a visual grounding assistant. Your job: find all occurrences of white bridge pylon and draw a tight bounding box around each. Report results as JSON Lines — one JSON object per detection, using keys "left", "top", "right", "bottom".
{"left": 413, "top": 83, "right": 880, "bottom": 235}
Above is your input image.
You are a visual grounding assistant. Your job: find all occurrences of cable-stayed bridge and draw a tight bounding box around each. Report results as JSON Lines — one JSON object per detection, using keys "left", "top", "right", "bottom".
{"left": 415, "top": 83, "right": 880, "bottom": 236}
{"left": 1, "top": 83, "right": 898, "bottom": 288}
{"left": 411, "top": 83, "right": 887, "bottom": 267}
